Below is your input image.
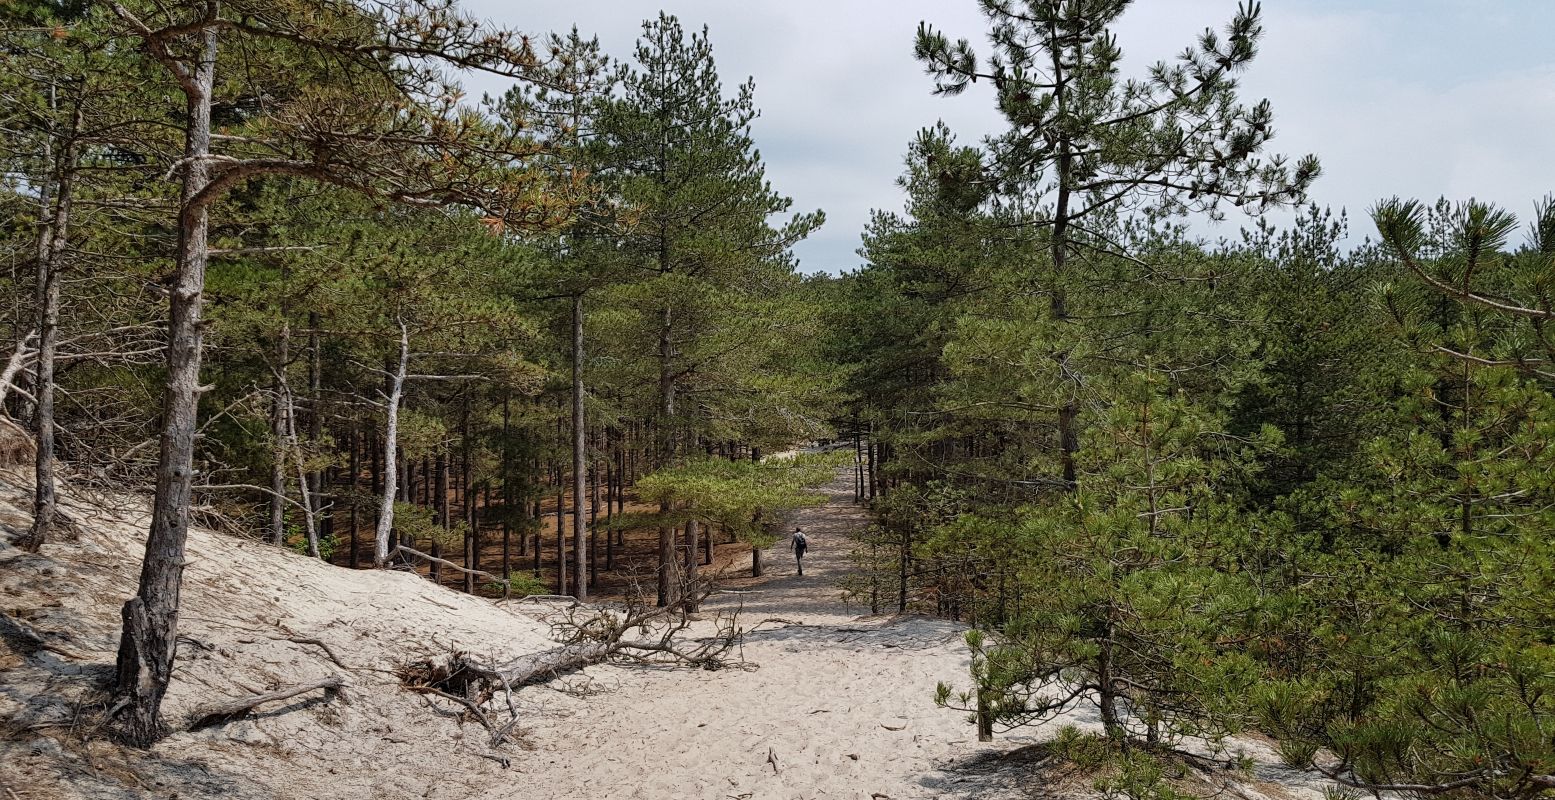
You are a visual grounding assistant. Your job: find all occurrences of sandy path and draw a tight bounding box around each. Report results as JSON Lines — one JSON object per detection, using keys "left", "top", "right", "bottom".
{"left": 483, "top": 471, "right": 1033, "bottom": 800}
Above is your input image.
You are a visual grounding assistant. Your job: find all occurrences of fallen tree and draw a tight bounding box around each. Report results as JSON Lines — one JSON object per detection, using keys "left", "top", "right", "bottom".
{"left": 401, "top": 576, "right": 749, "bottom": 707}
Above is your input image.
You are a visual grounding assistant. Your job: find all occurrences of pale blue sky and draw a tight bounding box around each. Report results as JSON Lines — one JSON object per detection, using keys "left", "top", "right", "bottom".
{"left": 462, "top": 1, "right": 1555, "bottom": 273}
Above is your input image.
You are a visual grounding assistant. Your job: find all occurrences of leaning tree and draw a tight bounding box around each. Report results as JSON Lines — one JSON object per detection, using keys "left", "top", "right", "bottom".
{"left": 100, "top": 0, "right": 590, "bottom": 746}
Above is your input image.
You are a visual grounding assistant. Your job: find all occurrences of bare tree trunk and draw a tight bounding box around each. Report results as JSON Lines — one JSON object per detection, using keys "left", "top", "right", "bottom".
{"left": 269, "top": 317, "right": 290, "bottom": 546}
{"left": 572, "top": 294, "right": 588, "bottom": 600}
{"left": 605, "top": 428, "right": 616, "bottom": 571}
{"left": 111, "top": 17, "right": 218, "bottom": 747}
{"left": 501, "top": 394, "right": 511, "bottom": 581}
{"left": 348, "top": 424, "right": 360, "bottom": 568}
{"left": 656, "top": 307, "right": 674, "bottom": 607}
{"left": 434, "top": 449, "right": 448, "bottom": 583}
{"left": 854, "top": 414, "right": 863, "bottom": 503}
{"left": 20, "top": 100, "right": 77, "bottom": 552}
{"left": 589, "top": 455, "right": 600, "bottom": 589}
{"left": 306, "top": 310, "right": 323, "bottom": 523}
{"left": 683, "top": 519, "right": 699, "bottom": 612}
{"left": 462, "top": 395, "right": 476, "bottom": 594}
{"left": 372, "top": 320, "right": 408, "bottom": 567}
{"left": 866, "top": 424, "right": 876, "bottom": 502}
{"left": 281, "top": 376, "right": 319, "bottom": 557}
{"left": 555, "top": 479, "right": 566, "bottom": 596}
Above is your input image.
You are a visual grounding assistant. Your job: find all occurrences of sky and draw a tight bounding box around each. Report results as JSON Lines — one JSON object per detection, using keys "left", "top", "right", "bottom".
{"left": 461, "top": 1, "right": 1555, "bottom": 275}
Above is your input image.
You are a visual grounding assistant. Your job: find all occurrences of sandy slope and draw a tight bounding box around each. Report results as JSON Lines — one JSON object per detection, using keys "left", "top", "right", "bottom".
{"left": 0, "top": 467, "right": 1338, "bottom": 800}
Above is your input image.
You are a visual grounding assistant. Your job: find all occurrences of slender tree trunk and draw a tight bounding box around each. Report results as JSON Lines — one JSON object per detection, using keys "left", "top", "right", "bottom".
{"left": 501, "top": 394, "right": 511, "bottom": 581}
{"left": 752, "top": 546, "right": 763, "bottom": 578}
{"left": 866, "top": 424, "right": 876, "bottom": 502}
{"left": 1097, "top": 614, "right": 1121, "bottom": 738}
{"left": 656, "top": 307, "right": 675, "bottom": 607}
{"left": 269, "top": 318, "right": 290, "bottom": 546}
{"left": 571, "top": 294, "right": 588, "bottom": 599}
{"left": 853, "top": 414, "right": 863, "bottom": 503}
{"left": 20, "top": 102, "right": 77, "bottom": 552}
{"left": 555, "top": 479, "right": 567, "bottom": 596}
{"left": 111, "top": 18, "right": 218, "bottom": 746}
{"left": 348, "top": 424, "right": 360, "bottom": 568}
{"left": 372, "top": 320, "right": 408, "bottom": 567}
{"left": 462, "top": 395, "right": 476, "bottom": 594}
{"left": 306, "top": 310, "right": 323, "bottom": 525}
{"left": 684, "top": 518, "right": 699, "bottom": 611}
{"left": 605, "top": 428, "right": 616, "bottom": 571}
{"left": 589, "top": 456, "right": 599, "bottom": 589}
{"left": 281, "top": 379, "right": 319, "bottom": 557}
{"left": 434, "top": 448, "right": 451, "bottom": 583}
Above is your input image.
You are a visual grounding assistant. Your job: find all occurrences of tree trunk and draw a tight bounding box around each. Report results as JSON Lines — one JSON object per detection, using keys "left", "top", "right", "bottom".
{"left": 751, "top": 546, "right": 763, "bottom": 578}
{"left": 571, "top": 294, "right": 588, "bottom": 599}
{"left": 1097, "top": 615, "right": 1122, "bottom": 739}
{"left": 555, "top": 482, "right": 567, "bottom": 596}
{"left": 372, "top": 320, "right": 408, "bottom": 567}
{"left": 282, "top": 377, "right": 319, "bottom": 558}
{"left": 111, "top": 19, "right": 218, "bottom": 747}
{"left": 605, "top": 428, "right": 616, "bottom": 572}
{"left": 683, "top": 518, "right": 699, "bottom": 611}
{"left": 269, "top": 317, "right": 289, "bottom": 547}
{"left": 20, "top": 100, "right": 77, "bottom": 552}
{"left": 866, "top": 424, "right": 876, "bottom": 502}
{"left": 500, "top": 394, "right": 511, "bottom": 582}
{"left": 589, "top": 457, "right": 600, "bottom": 589}
{"left": 307, "top": 310, "right": 323, "bottom": 521}
{"left": 462, "top": 395, "right": 476, "bottom": 594}
{"left": 656, "top": 306, "right": 675, "bottom": 607}
{"left": 348, "top": 424, "right": 360, "bottom": 568}
{"left": 434, "top": 448, "right": 449, "bottom": 583}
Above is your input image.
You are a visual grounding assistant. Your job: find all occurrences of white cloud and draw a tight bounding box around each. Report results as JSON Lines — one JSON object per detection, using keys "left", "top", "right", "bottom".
{"left": 461, "top": 1, "right": 1555, "bottom": 269}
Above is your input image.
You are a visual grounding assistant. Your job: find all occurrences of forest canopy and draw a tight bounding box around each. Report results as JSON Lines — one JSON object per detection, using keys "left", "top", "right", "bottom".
{"left": 1, "top": 2, "right": 1551, "bottom": 798}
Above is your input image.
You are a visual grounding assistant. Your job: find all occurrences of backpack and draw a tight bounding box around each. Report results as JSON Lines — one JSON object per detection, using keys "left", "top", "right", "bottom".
{"left": 793, "top": 532, "right": 808, "bottom": 549}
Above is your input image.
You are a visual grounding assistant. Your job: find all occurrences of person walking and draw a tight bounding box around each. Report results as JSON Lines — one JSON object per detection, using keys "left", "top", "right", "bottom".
{"left": 790, "top": 527, "right": 809, "bottom": 576}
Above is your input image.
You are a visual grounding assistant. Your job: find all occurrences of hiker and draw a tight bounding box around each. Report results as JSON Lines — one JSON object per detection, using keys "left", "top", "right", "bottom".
{"left": 791, "top": 527, "right": 809, "bottom": 575}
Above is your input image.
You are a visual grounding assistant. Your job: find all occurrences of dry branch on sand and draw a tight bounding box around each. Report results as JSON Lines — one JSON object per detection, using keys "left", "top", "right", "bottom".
{"left": 188, "top": 677, "right": 347, "bottom": 731}
{"left": 399, "top": 580, "right": 753, "bottom": 741}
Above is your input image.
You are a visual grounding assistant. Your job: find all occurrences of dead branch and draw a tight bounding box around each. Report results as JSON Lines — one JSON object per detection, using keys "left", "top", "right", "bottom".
{"left": 391, "top": 545, "right": 510, "bottom": 597}
{"left": 282, "top": 637, "right": 349, "bottom": 671}
{"left": 188, "top": 675, "right": 346, "bottom": 730}
{"left": 402, "top": 576, "right": 747, "bottom": 702}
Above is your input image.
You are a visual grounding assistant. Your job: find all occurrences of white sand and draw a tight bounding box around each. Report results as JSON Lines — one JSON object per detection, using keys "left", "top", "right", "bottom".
{"left": 0, "top": 467, "right": 1337, "bottom": 800}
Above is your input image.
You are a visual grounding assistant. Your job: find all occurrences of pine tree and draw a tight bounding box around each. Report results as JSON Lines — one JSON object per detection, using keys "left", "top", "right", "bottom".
{"left": 595, "top": 12, "right": 822, "bottom": 606}
{"left": 916, "top": 0, "right": 1318, "bottom": 488}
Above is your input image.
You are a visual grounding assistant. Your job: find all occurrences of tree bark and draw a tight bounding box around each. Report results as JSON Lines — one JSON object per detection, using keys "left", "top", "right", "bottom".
{"left": 307, "top": 310, "right": 323, "bottom": 520}
{"left": 572, "top": 294, "right": 588, "bottom": 600}
{"left": 20, "top": 98, "right": 77, "bottom": 552}
{"left": 589, "top": 457, "right": 600, "bottom": 589}
{"left": 111, "top": 15, "right": 218, "bottom": 747}
{"left": 372, "top": 320, "right": 408, "bottom": 567}
{"left": 462, "top": 394, "right": 476, "bottom": 594}
{"left": 348, "top": 424, "right": 360, "bottom": 568}
{"left": 269, "top": 317, "right": 290, "bottom": 547}
{"left": 434, "top": 448, "right": 449, "bottom": 583}
{"left": 555, "top": 482, "right": 567, "bottom": 596}
{"left": 500, "top": 394, "right": 511, "bottom": 580}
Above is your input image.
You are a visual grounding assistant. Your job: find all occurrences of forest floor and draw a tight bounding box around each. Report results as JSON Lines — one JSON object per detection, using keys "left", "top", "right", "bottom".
{"left": 0, "top": 465, "right": 1337, "bottom": 800}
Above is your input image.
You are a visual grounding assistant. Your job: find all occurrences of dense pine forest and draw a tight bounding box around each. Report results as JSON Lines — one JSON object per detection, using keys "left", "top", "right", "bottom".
{"left": 1, "top": 2, "right": 1551, "bottom": 799}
